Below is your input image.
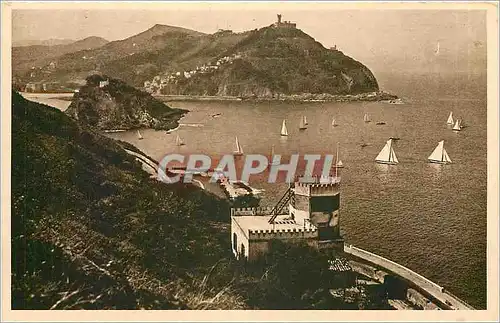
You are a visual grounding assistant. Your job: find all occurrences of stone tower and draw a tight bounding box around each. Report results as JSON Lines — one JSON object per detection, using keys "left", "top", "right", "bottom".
{"left": 277, "top": 14, "right": 282, "bottom": 24}
{"left": 289, "top": 178, "right": 344, "bottom": 250}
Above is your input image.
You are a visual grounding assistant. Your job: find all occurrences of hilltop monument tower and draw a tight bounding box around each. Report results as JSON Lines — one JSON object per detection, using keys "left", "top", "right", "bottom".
{"left": 231, "top": 176, "right": 343, "bottom": 262}
{"left": 273, "top": 13, "right": 297, "bottom": 29}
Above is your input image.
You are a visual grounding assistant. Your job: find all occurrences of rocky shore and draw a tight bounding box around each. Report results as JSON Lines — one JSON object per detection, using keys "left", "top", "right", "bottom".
{"left": 154, "top": 91, "right": 399, "bottom": 103}
{"left": 65, "top": 75, "right": 187, "bottom": 132}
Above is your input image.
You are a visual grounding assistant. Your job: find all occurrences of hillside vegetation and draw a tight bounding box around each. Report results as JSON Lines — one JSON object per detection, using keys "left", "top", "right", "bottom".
{"left": 13, "top": 36, "right": 109, "bottom": 75}
{"left": 11, "top": 91, "right": 243, "bottom": 309}
{"left": 14, "top": 24, "right": 379, "bottom": 96}
{"left": 169, "top": 27, "right": 378, "bottom": 96}
{"left": 12, "top": 91, "right": 388, "bottom": 309}
{"left": 65, "top": 74, "right": 186, "bottom": 131}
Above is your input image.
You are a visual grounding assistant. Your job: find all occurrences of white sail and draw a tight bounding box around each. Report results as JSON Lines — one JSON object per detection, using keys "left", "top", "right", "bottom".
{"left": 304, "top": 116, "right": 308, "bottom": 125}
{"left": 281, "top": 120, "right": 288, "bottom": 136}
{"left": 428, "top": 141, "right": 444, "bottom": 161}
{"left": 453, "top": 119, "right": 461, "bottom": 131}
{"left": 390, "top": 148, "right": 399, "bottom": 163}
{"left": 176, "top": 135, "right": 184, "bottom": 146}
{"left": 364, "top": 113, "right": 370, "bottom": 122}
{"left": 332, "top": 118, "right": 337, "bottom": 126}
{"left": 335, "top": 142, "right": 344, "bottom": 168}
{"left": 447, "top": 112, "right": 454, "bottom": 125}
{"left": 442, "top": 148, "right": 452, "bottom": 163}
{"left": 137, "top": 130, "right": 143, "bottom": 140}
{"left": 234, "top": 136, "right": 243, "bottom": 155}
{"left": 435, "top": 41, "right": 440, "bottom": 55}
{"left": 375, "top": 139, "right": 398, "bottom": 164}
{"left": 428, "top": 140, "right": 452, "bottom": 163}
{"left": 270, "top": 145, "right": 279, "bottom": 165}
{"left": 299, "top": 116, "right": 307, "bottom": 129}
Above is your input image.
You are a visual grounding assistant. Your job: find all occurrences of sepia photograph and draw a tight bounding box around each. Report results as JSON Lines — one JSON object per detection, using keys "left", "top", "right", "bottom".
{"left": 1, "top": 1, "right": 498, "bottom": 321}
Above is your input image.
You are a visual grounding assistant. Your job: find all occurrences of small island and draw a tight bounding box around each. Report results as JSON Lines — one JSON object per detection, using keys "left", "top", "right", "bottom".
{"left": 65, "top": 74, "right": 187, "bottom": 131}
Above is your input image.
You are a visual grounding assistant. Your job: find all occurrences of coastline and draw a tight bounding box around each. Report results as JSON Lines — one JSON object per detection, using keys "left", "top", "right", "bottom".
{"left": 153, "top": 91, "right": 398, "bottom": 103}
{"left": 40, "top": 90, "right": 399, "bottom": 103}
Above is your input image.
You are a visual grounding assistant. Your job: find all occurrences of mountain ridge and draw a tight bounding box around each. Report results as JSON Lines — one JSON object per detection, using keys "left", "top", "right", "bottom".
{"left": 14, "top": 22, "right": 381, "bottom": 97}
{"left": 12, "top": 36, "right": 110, "bottom": 77}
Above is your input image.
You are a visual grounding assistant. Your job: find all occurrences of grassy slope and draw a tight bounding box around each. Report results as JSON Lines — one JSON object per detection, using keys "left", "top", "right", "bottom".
{"left": 11, "top": 91, "right": 245, "bottom": 309}
{"left": 11, "top": 91, "right": 386, "bottom": 310}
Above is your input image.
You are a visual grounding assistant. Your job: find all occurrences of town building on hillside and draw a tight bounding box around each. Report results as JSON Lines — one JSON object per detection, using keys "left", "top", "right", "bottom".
{"left": 231, "top": 176, "right": 344, "bottom": 262}
{"left": 24, "top": 82, "right": 48, "bottom": 93}
{"left": 99, "top": 80, "right": 109, "bottom": 88}
{"left": 274, "top": 14, "right": 297, "bottom": 29}
{"left": 215, "top": 29, "right": 233, "bottom": 36}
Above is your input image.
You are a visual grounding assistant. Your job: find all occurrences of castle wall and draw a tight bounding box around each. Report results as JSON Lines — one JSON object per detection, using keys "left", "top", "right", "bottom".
{"left": 231, "top": 216, "right": 249, "bottom": 260}
{"left": 294, "top": 194, "right": 310, "bottom": 212}
{"left": 248, "top": 227, "right": 317, "bottom": 241}
{"left": 248, "top": 236, "right": 317, "bottom": 262}
{"left": 294, "top": 182, "right": 340, "bottom": 197}
{"left": 293, "top": 184, "right": 310, "bottom": 197}
{"left": 231, "top": 206, "right": 276, "bottom": 216}
{"left": 289, "top": 202, "right": 309, "bottom": 225}
{"left": 247, "top": 227, "right": 318, "bottom": 262}
{"left": 310, "top": 184, "right": 340, "bottom": 196}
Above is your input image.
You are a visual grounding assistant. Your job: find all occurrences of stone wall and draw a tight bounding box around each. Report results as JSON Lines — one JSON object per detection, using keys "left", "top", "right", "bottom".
{"left": 344, "top": 244, "right": 475, "bottom": 310}
{"left": 231, "top": 217, "right": 249, "bottom": 260}
{"left": 248, "top": 237, "right": 317, "bottom": 261}
{"left": 231, "top": 206, "right": 287, "bottom": 216}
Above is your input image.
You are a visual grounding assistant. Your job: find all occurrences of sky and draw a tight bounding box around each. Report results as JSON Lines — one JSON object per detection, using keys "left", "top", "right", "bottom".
{"left": 12, "top": 4, "right": 487, "bottom": 75}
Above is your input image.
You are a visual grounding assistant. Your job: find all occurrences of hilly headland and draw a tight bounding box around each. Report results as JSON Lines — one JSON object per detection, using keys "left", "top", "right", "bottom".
{"left": 65, "top": 74, "right": 186, "bottom": 131}
{"left": 14, "top": 17, "right": 398, "bottom": 102}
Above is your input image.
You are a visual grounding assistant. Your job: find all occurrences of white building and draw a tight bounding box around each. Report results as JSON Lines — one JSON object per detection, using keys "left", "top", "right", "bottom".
{"left": 231, "top": 177, "right": 343, "bottom": 262}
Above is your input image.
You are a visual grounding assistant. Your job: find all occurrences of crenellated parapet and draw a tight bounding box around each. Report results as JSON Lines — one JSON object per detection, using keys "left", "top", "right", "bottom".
{"left": 249, "top": 226, "right": 317, "bottom": 240}
{"left": 294, "top": 180, "right": 340, "bottom": 197}
{"left": 231, "top": 206, "right": 287, "bottom": 216}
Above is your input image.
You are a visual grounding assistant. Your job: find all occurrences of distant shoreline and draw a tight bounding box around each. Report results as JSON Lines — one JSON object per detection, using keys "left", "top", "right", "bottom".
{"left": 153, "top": 91, "right": 399, "bottom": 103}
{"left": 28, "top": 90, "right": 399, "bottom": 104}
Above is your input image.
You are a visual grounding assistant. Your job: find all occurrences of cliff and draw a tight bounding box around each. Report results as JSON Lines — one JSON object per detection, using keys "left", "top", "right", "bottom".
{"left": 65, "top": 74, "right": 186, "bottom": 131}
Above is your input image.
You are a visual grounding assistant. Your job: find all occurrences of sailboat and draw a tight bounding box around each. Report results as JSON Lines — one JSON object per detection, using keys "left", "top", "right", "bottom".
{"left": 233, "top": 136, "right": 243, "bottom": 156}
{"left": 175, "top": 134, "right": 184, "bottom": 146}
{"left": 334, "top": 143, "right": 344, "bottom": 168}
{"left": 459, "top": 118, "right": 467, "bottom": 129}
{"left": 435, "top": 41, "right": 441, "bottom": 55}
{"left": 137, "top": 130, "right": 143, "bottom": 140}
{"left": 299, "top": 116, "right": 307, "bottom": 130}
{"left": 364, "top": 113, "right": 371, "bottom": 123}
{"left": 280, "top": 120, "right": 288, "bottom": 136}
{"left": 452, "top": 119, "right": 462, "bottom": 131}
{"left": 447, "top": 112, "right": 454, "bottom": 125}
{"left": 428, "top": 140, "right": 452, "bottom": 164}
{"left": 269, "top": 145, "right": 279, "bottom": 166}
{"left": 331, "top": 117, "right": 337, "bottom": 127}
{"left": 375, "top": 139, "right": 399, "bottom": 165}
{"left": 303, "top": 116, "right": 308, "bottom": 125}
